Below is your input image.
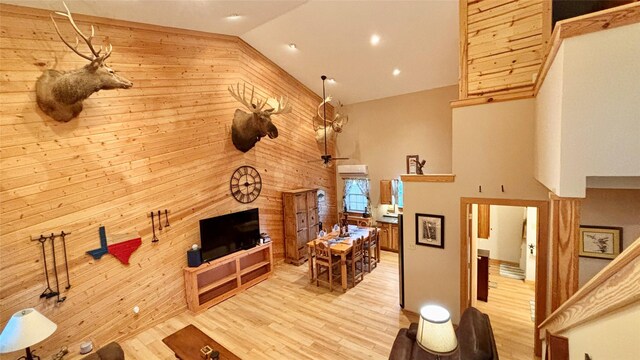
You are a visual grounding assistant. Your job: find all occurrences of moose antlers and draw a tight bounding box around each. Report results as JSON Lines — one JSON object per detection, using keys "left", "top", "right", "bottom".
{"left": 50, "top": 2, "right": 112, "bottom": 63}
{"left": 228, "top": 82, "right": 292, "bottom": 115}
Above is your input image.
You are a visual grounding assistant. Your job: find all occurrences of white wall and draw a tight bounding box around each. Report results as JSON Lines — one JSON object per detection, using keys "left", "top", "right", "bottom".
{"left": 562, "top": 303, "right": 640, "bottom": 360}
{"left": 534, "top": 42, "right": 564, "bottom": 195}
{"left": 336, "top": 86, "right": 457, "bottom": 218}
{"left": 403, "top": 99, "right": 550, "bottom": 322}
{"left": 535, "top": 23, "right": 640, "bottom": 197}
{"left": 476, "top": 205, "right": 526, "bottom": 264}
{"left": 579, "top": 188, "right": 640, "bottom": 286}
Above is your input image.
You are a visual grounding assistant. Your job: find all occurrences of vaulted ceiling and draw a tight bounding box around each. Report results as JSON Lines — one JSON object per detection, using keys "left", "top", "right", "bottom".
{"left": 2, "top": 0, "right": 459, "bottom": 104}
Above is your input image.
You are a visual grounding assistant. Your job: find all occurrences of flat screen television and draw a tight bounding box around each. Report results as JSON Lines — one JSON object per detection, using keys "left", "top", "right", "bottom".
{"left": 199, "top": 208, "right": 260, "bottom": 263}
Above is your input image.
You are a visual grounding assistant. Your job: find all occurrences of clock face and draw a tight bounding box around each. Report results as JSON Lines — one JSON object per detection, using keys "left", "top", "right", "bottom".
{"left": 230, "top": 166, "right": 262, "bottom": 204}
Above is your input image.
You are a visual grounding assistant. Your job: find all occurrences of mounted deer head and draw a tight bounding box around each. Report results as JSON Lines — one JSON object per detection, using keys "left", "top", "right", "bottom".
{"left": 228, "top": 82, "right": 292, "bottom": 152}
{"left": 313, "top": 96, "right": 349, "bottom": 145}
{"left": 35, "top": 2, "right": 132, "bottom": 122}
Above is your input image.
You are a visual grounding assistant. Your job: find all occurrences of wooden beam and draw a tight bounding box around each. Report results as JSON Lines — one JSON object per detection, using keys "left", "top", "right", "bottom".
{"left": 400, "top": 174, "right": 456, "bottom": 183}
{"left": 459, "top": 0, "right": 469, "bottom": 99}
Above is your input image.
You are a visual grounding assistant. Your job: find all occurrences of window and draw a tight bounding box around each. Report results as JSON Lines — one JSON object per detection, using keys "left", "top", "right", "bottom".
{"left": 397, "top": 179, "right": 404, "bottom": 208}
{"left": 391, "top": 178, "right": 404, "bottom": 208}
{"left": 344, "top": 178, "right": 370, "bottom": 213}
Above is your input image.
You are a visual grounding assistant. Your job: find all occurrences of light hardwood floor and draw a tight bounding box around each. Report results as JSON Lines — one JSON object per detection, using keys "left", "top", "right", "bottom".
{"left": 116, "top": 251, "right": 417, "bottom": 360}
{"left": 476, "top": 263, "right": 537, "bottom": 360}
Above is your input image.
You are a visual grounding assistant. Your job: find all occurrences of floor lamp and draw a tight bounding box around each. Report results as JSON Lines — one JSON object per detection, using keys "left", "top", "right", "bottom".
{"left": 0, "top": 308, "right": 57, "bottom": 360}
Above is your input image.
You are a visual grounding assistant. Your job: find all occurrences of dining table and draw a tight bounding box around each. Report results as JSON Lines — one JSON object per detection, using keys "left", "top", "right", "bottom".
{"left": 306, "top": 225, "right": 374, "bottom": 291}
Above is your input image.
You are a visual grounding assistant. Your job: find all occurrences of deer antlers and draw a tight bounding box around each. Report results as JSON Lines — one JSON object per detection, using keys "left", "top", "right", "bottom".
{"left": 51, "top": 2, "right": 112, "bottom": 63}
{"left": 228, "top": 82, "right": 291, "bottom": 115}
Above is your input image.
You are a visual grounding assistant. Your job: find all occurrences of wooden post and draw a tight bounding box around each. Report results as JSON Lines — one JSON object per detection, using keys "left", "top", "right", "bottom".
{"left": 549, "top": 195, "right": 581, "bottom": 311}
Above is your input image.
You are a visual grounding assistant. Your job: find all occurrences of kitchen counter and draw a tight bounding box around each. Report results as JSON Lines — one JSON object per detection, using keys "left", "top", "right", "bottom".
{"left": 376, "top": 216, "right": 399, "bottom": 224}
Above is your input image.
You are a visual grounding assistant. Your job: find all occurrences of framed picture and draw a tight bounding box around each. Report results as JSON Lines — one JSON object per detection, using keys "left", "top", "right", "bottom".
{"left": 579, "top": 225, "right": 623, "bottom": 260}
{"left": 415, "top": 213, "right": 444, "bottom": 248}
{"left": 406, "top": 155, "right": 419, "bottom": 174}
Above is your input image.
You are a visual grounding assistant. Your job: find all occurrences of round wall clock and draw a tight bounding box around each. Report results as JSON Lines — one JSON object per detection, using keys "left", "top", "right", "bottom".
{"left": 230, "top": 166, "right": 262, "bottom": 204}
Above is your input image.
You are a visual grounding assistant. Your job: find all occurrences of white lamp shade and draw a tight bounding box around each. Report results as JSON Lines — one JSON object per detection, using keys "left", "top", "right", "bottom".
{"left": 0, "top": 308, "right": 57, "bottom": 353}
{"left": 416, "top": 305, "right": 458, "bottom": 355}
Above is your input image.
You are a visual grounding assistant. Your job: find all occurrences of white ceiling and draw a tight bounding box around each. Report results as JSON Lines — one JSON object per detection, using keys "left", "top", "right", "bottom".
{"left": 2, "top": 0, "right": 459, "bottom": 105}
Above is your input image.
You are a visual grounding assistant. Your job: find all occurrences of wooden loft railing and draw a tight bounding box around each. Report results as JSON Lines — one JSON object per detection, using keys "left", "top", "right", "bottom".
{"left": 538, "top": 236, "right": 640, "bottom": 338}
{"left": 452, "top": 1, "right": 640, "bottom": 108}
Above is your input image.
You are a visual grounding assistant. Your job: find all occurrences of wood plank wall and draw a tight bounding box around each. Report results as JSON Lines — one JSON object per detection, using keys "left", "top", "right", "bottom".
{"left": 0, "top": 4, "right": 337, "bottom": 357}
{"left": 459, "top": 0, "right": 551, "bottom": 98}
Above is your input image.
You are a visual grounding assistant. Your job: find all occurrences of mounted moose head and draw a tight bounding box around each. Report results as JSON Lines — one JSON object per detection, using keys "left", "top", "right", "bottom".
{"left": 227, "top": 82, "right": 292, "bottom": 152}
{"left": 313, "top": 96, "right": 349, "bottom": 145}
{"left": 35, "top": 2, "right": 132, "bottom": 122}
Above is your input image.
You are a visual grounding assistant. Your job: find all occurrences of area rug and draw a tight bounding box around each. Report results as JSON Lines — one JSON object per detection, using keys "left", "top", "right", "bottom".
{"left": 499, "top": 263, "right": 525, "bottom": 280}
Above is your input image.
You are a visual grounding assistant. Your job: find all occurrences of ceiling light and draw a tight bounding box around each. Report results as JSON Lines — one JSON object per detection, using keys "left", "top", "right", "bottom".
{"left": 393, "top": 68, "right": 401, "bottom": 76}
{"left": 288, "top": 43, "right": 297, "bottom": 50}
{"left": 328, "top": 78, "right": 336, "bottom": 84}
{"left": 370, "top": 34, "right": 381, "bottom": 46}
{"left": 226, "top": 13, "right": 242, "bottom": 21}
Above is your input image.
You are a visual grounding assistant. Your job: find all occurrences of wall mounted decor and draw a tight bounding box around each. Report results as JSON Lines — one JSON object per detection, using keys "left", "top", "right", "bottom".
{"left": 415, "top": 213, "right": 445, "bottom": 249}
{"left": 227, "top": 82, "right": 292, "bottom": 152}
{"left": 86, "top": 226, "right": 142, "bottom": 265}
{"left": 579, "top": 225, "right": 623, "bottom": 259}
{"left": 230, "top": 166, "right": 262, "bottom": 203}
{"left": 35, "top": 2, "right": 132, "bottom": 122}
{"left": 313, "top": 95, "right": 349, "bottom": 147}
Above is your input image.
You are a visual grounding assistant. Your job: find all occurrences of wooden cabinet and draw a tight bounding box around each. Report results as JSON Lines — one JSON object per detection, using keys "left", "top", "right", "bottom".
{"left": 391, "top": 224, "right": 399, "bottom": 251}
{"left": 340, "top": 212, "right": 374, "bottom": 227}
{"left": 283, "top": 188, "right": 319, "bottom": 265}
{"left": 377, "top": 221, "right": 399, "bottom": 252}
{"left": 380, "top": 180, "right": 392, "bottom": 204}
{"left": 184, "top": 243, "right": 273, "bottom": 312}
{"left": 477, "top": 204, "right": 490, "bottom": 239}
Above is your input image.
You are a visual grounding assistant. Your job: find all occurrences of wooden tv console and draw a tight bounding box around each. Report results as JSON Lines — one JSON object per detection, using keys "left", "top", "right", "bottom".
{"left": 184, "top": 242, "right": 273, "bottom": 312}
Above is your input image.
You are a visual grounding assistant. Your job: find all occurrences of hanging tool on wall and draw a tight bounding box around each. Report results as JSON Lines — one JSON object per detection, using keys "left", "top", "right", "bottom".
{"left": 36, "top": 235, "right": 58, "bottom": 299}
{"left": 49, "top": 233, "right": 66, "bottom": 303}
{"left": 32, "top": 231, "right": 72, "bottom": 302}
{"left": 150, "top": 211, "right": 159, "bottom": 243}
{"left": 60, "top": 231, "right": 71, "bottom": 289}
{"left": 164, "top": 209, "right": 170, "bottom": 227}
{"left": 157, "top": 210, "right": 163, "bottom": 231}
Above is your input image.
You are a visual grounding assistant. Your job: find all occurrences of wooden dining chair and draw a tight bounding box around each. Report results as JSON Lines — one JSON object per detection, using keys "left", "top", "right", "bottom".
{"left": 314, "top": 241, "right": 341, "bottom": 291}
{"left": 363, "top": 227, "right": 379, "bottom": 272}
{"left": 346, "top": 237, "right": 365, "bottom": 287}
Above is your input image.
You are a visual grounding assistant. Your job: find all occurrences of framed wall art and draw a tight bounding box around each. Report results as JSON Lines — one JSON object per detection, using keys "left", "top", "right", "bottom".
{"left": 415, "top": 213, "right": 444, "bottom": 248}
{"left": 406, "top": 155, "right": 419, "bottom": 174}
{"left": 579, "top": 225, "right": 623, "bottom": 260}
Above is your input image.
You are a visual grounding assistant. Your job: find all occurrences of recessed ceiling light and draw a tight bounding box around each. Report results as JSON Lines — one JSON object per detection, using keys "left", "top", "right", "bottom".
{"left": 370, "top": 34, "right": 381, "bottom": 46}
{"left": 288, "top": 43, "right": 297, "bottom": 50}
{"left": 393, "top": 68, "right": 401, "bottom": 76}
{"left": 328, "top": 78, "right": 336, "bottom": 84}
{"left": 226, "top": 13, "right": 242, "bottom": 21}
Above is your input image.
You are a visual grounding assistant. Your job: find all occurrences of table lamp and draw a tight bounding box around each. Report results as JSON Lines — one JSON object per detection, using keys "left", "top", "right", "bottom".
{"left": 0, "top": 308, "right": 57, "bottom": 360}
{"left": 416, "top": 305, "right": 458, "bottom": 359}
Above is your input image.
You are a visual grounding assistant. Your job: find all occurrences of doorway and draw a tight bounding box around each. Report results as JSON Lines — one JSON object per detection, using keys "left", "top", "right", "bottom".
{"left": 460, "top": 198, "right": 549, "bottom": 357}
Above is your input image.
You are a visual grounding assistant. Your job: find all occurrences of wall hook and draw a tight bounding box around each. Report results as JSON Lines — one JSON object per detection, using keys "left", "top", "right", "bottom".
{"left": 479, "top": 185, "right": 482, "bottom": 193}
{"left": 501, "top": 185, "right": 505, "bottom": 192}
